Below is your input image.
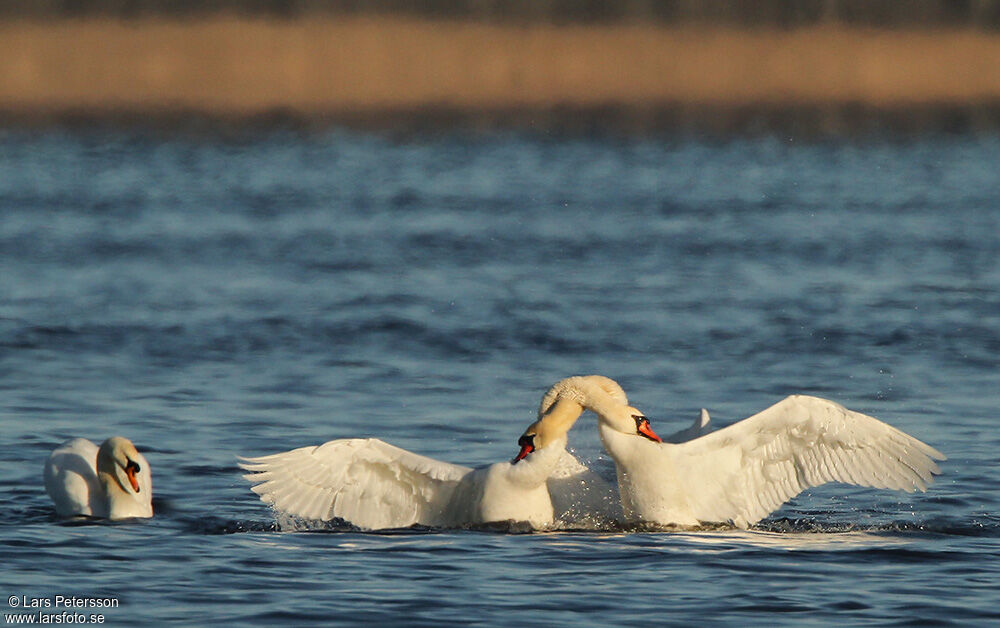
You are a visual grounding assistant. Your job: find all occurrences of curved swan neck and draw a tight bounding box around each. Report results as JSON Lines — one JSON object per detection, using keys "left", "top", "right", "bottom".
{"left": 544, "top": 376, "right": 628, "bottom": 422}
{"left": 94, "top": 437, "right": 154, "bottom": 519}
{"left": 528, "top": 375, "right": 635, "bottom": 455}
{"left": 97, "top": 458, "right": 152, "bottom": 519}
{"left": 96, "top": 440, "right": 132, "bottom": 495}
{"left": 537, "top": 397, "right": 585, "bottom": 443}
{"left": 97, "top": 469, "right": 129, "bottom": 500}
{"left": 93, "top": 463, "right": 130, "bottom": 518}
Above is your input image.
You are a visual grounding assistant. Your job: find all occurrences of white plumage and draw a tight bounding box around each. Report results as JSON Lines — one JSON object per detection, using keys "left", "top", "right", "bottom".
{"left": 242, "top": 376, "right": 945, "bottom": 530}
{"left": 241, "top": 436, "right": 616, "bottom": 530}
{"left": 243, "top": 438, "right": 487, "bottom": 528}
{"left": 44, "top": 437, "right": 153, "bottom": 520}
{"left": 240, "top": 376, "right": 621, "bottom": 530}
{"left": 598, "top": 393, "right": 946, "bottom": 528}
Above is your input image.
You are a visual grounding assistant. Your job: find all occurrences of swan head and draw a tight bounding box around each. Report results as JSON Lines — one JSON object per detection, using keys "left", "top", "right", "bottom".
{"left": 97, "top": 437, "right": 145, "bottom": 496}
{"left": 596, "top": 402, "right": 663, "bottom": 443}
{"left": 513, "top": 375, "right": 662, "bottom": 462}
{"left": 512, "top": 396, "right": 586, "bottom": 464}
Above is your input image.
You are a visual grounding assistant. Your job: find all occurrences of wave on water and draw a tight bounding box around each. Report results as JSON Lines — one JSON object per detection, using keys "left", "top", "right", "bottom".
{"left": 199, "top": 511, "right": 1000, "bottom": 538}
{"left": 190, "top": 517, "right": 282, "bottom": 535}
{"left": 755, "top": 515, "right": 1000, "bottom": 537}
{"left": 0, "top": 315, "right": 601, "bottom": 364}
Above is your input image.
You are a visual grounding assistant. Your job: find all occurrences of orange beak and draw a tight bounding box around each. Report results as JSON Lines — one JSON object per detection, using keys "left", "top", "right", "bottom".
{"left": 637, "top": 418, "right": 663, "bottom": 443}
{"left": 512, "top": 442, "right": 534, "bottom": 464}
{"left": 125, "top": 461, "right": 141, "bottom": 492}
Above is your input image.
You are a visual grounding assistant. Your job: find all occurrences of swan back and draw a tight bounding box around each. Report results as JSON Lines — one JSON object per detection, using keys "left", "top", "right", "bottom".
{"left": 45, "top": 438, "right": 102, "bottom": 517}
{"left": 663, "top": 409, "right": 713, "bottom": 444}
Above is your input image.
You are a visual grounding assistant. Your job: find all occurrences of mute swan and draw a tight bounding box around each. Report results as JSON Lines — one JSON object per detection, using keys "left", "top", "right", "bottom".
{"left": 239, "top": 376, "right": 622, "bottom": 530}
{"left": 588, "top": 381, "right": 946, "bottom": 528}
{"left": 44, "top": 437, "right": 153, "bottom": 519}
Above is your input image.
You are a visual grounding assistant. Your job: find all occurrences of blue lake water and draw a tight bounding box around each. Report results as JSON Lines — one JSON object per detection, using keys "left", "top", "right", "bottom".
{"left": 1, "top": 128, "right": 998, "bottom": 626}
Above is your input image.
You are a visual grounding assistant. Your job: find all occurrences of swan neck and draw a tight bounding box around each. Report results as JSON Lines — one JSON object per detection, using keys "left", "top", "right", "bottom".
{"left": 573, "top": 377, "right": 627, "bottom": 421}
{"left": 97, "top": 469, "right": 128, "bottom": 510}
{"left": 597, "top": 420, "right": 628, "bottom": 457}
{"left": 538, "top": 397, "right": 584, "bottom": 444}
{"left": 96, "top": 448, "right": 127, "bottom": 493}
{"left": 97, "top": 466, "right": 124, "bottom": 490}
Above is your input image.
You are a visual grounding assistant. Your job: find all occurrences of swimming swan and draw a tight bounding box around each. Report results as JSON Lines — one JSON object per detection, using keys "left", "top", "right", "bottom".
{"left": 44, "top": 437, "right": 153, "bottom": 519}
{"left": 588, "top": 381, "right": 946, "bottom": 528}
{"left": 239, "top": 377, "right": 622, "bottom": 530}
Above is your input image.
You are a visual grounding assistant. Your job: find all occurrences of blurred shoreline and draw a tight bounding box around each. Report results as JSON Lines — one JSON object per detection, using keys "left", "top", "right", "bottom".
{"left": 3, "top": 16, "right": 1000, "bottom": 133}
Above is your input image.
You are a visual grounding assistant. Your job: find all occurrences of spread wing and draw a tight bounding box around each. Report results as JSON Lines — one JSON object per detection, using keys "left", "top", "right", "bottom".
{"left": 671, "top": 395, "right": 946, "bottom": 527}
{"left": 239, "top": 438, "right": 472, "bottom": 529}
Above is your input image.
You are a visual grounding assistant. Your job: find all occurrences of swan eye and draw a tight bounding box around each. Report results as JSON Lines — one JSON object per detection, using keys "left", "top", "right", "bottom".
{"left": 126, "top": 460, "right": 141, "bottom": 474}
{"left": 632, "top": 415, "right": 663, "bottom": 443}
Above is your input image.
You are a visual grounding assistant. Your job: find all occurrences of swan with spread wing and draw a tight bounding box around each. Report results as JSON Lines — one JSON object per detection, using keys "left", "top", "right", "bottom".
{"left": 239, "top": 376, "right": 622, "bottom": 530}
{"left": 571, "top": 377, "right": 946, "bottom": 528}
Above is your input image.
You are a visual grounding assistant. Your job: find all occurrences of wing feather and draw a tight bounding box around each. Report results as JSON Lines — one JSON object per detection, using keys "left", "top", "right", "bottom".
{"left": 673, "top": 395, "right": 945, "bottom": 526}
{"left": 240, "top": 438, "right": 472, "bottom": 529}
